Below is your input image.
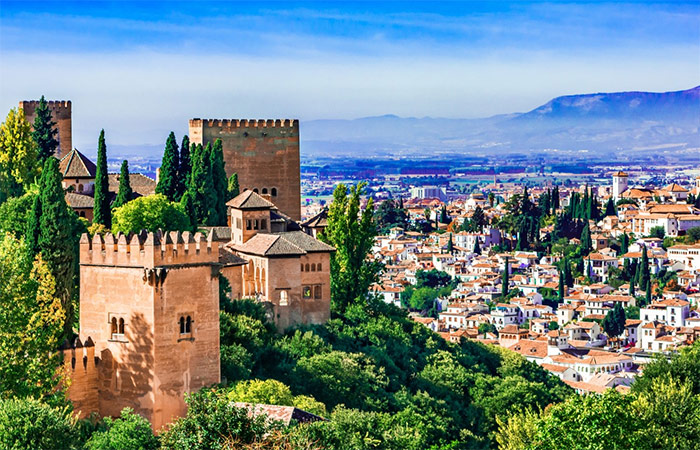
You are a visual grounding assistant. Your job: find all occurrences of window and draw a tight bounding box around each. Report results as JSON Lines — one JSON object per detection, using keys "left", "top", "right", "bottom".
{"left": 179, "top": 316, "right": 185, "bottom": 334}
{"left": 246, "top": 219, "right": 252, "bottom": 230}
{"left": 186, "top": 316, "right": 192, "bottom": 333}
{"left": 280, "top": 291, "right": 288, "bottom": 305}
{"left": 110, "top": 315, "right": 126, "bottom": 341}
{"left": 118, "top": 318, "right": 125, "bottom": 334}
{"left": 179, "top": 315, "right": 193, "bottom": 338}
{"left": 262, "top": 188, "right": 268, "bottom": 195}
{"left": 271, "top": 188, "right": 277, "bottom": 197}
{"left": 303, "top": 285, "right": 312, "bottom": 299}
{"left": 305, "top": 263, "right": 310, "bottom": 272}
{"left": 300, "top": 264, "right": 304, "bottom": 272}
{"left": 311, "top": 263, "right": 316, "bottom": 272}
{"left": 317, "top": 262, "right": 322, "bottom": 271}
{"left": 236, "top": 218, "right": 242, "bottom": 229}
{"left": 78, "top": 184, "right": 83, "bottom": 192}
{"left": 111, "top": 317, "right": 118, "bottom": 335}
{"left": 253, "top": 219, "right": 259, "bottom": 230}
{"left": 314, "top": 285, "right": 322, "bottom": 299}
{"left": 261, "top": 219, "right": 267, "bottom": 230}
{"left": 253, "top": 188, "right": 259, "bottom": 194}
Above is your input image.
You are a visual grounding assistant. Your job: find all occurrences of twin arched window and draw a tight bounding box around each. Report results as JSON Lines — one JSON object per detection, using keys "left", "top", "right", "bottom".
{"left": 111, "top": 317, "right": 125, "bottom": 339}
{"left": 179, "top": 315, "right": 192, "bottom": 334}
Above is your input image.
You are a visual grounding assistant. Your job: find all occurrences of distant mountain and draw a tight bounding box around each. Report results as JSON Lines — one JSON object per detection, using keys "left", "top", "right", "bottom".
{"left": 301, "top": 86, "right": 700, "bottom": 158}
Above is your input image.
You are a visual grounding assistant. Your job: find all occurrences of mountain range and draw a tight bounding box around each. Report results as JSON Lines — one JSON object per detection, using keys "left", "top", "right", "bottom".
{"left": 301, "top": 86, "right": 700, "bottom": 159}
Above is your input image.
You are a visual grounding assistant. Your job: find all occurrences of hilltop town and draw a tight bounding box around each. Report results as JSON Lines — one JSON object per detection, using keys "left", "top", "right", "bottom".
{"left": 1, "top": 97, "right": 699, "bottom": 449}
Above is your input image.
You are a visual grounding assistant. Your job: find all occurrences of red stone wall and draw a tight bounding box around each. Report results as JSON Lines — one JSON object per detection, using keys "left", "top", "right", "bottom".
{"left": 189, "top": 119, "right": 301, "bottom": 220}
{"left": 19, "top": 100, "right": 72, "bottom": 159}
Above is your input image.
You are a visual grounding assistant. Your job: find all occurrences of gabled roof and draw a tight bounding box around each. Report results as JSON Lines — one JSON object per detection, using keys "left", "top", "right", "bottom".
{"left": 64, "top": 192, "right": 93, "bottom": 208}
{"left": 302, "top": 207, "right": 328, "bottom": 228}
{"left": 59, "top": 149, "right": 96, "bottom": 178}
{"left": 226, "top": 190, "right": 274, "bottom": 209}
{"left": 230, "top": 231, "right": 335, "bottom": 257}
{"left": 108, "top": 173, "right": 155, "bottom": 197}
{"left": 662, "top": 183, "right": 688, "bottom": 193}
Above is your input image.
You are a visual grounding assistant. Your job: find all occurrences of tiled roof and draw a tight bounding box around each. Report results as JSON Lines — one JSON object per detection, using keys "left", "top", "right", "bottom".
{"left": 226, "top": 190, "right": 274, "bottom": 209}
{"left": 59, "top": 149, "right": 96, "bottom": 178}
{"left": 108, "top": 173, "right": 156, "bottom": 197}
{"left": 272, "top": 231, "right": 336, "bottom": 253}
{"left": 301, "top": 207, "right": 328, "bottom": 228}
{"left": 65, "top": 192, "right": 93, "bottom": 208}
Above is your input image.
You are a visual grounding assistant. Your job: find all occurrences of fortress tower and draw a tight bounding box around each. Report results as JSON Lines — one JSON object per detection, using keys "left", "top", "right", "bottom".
{"left": 189, "top": 119, "right": 301, "bottom": 221}
{"left": 73, "top": 231, "right": 223, "bottom": 430}
{"left": 612, "top": 171, "right": 629, "bottom": 201}
{"left": 19, "top": 100, "right": 72, "bottom": 159}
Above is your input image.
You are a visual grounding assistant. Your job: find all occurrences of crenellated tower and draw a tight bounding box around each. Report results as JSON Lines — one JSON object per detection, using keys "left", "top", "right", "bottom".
{"left": 188, "top": 118, "right": 301, "bottom": 220}
{"left": 74, "top": 230, "right": 222, "bottom": 430}
{"left": 19, "top": 100, "right": 72, "bottom": 159}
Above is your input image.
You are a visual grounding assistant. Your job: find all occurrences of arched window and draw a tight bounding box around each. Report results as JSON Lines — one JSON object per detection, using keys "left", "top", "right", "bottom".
{"left": 271, "top": 188, "right": 277, "bottom": 197}
{"left": 179, "top": 316, "right": 185, "bottom": 334}
{"left": 305, "top": 263, "right": 310, "bottom": 272}
{"left": 186, "top": 316, "right": 192, "bottom": 333}
{"left": 78, "top": 183, "right": 83, "bottom": 192}
{"left": 317, "top": 262, "right": 322, "bottom": 271}
{"left": 253, "top": 188, "right": 259, "bottom": 194}
{"left": 311, "top": 263, "right": 316, "bottom": 272}
{"left": 80, "top": 211, "right": 86, "bottom": 218}
{"left": 111, "top": 317, "right": 118, "bottom": 335}
{"left": 300, "top": 264, "right": 304, "bottom": 272}
{"left": 262, "top": 188, "right": 268, "bottom": 195}
{"left": 118, "top": 318, "right": 125, "bottom": 334}
{"left": 280, "top": 291, "right": 288, "bottom": 305}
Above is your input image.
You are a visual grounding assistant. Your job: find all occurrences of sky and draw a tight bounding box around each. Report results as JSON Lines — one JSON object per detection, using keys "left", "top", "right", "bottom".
{"left": 0, "top": 1, "right": 699, "bottom": 152}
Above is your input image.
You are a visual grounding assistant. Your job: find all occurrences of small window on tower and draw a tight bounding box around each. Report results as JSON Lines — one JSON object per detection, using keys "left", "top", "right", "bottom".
{"left": 303, "top": 286, "right": 312, "bottom": 299}
{"left": 262, "top": 188, "right": 268, "bottom": 195}
{"left": 118, "top": 318, "right": 125, "bottom": 334}
{"left": 314, "top": 285, "right": 322, "bottom": 299}
{"left": 186, "top": 316, "right": 192, "bottom": 333}
{"left": 179, "top": 316, "right": 185, "bottom": 334}
{"left": 246, "top": 220, "right": 252, "bottom": 230}
{"left": 261, "top": 219, "right": 267, "bottom": 230}
{"left": 271, "top": 188, "right": 277, "bottom": 197}
{"left": 111, "top": 317, "right": 118, "bottom": 335}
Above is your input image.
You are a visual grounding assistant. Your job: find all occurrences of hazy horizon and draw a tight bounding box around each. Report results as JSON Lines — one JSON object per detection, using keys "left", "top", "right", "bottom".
{"left": 1, "top": 1, "right": 698, "bottom": 151}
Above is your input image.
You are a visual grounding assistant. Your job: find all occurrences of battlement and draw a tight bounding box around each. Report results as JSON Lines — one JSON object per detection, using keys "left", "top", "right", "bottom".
{"left": 80, "top": 230, "right": 220, "bottom": 268}
{"left": 60, "top": 336, "right": 100, "bottom": 418}
{"left": 19, "top": 100, "right": 72, "bottom": 109}
{"left": 189, "top": 118, "right": 298, "bottom": 129}
{"left": 60, "top": 336, "right": 99, "bottom": 372}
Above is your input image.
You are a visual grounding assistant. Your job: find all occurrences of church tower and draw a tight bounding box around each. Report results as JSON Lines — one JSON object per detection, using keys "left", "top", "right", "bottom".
{"left": 612, "top": 171, "right": 629, "bottom": 201}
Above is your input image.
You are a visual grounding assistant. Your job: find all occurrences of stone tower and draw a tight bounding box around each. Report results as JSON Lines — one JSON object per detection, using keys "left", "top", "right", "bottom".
{"left": 189, "top": 119, "right": 301, "bottom": 221}
{"left": 74, "top": 231, "right": 221, "bottom": 430}
{"left": 612, "top": 171, "right": 629, "bottom": 201}
{"left": 19, "top": 100, "right": 72, "bottom": 159}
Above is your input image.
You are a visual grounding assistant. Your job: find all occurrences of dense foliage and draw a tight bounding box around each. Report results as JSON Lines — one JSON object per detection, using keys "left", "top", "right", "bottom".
{"left": 85, "top": 408, "right": 159, "bottom": 450}
{"left": 31, "top": 96, "right": 59, "bottom": 165}
{"left": 112, "top": 194, "right": 192, "bottom": 234}
{"left": 93, "top": 129, "right": 111, "bottom": 228}
{"left": 156, "top": 132, "right": 180, "bottom": 201}
{"left": 0, "top": 398, "right": 78, "bottom": 450}
{"left": 0, "top": 108, "right": 37, "bottom": 201}
{"left": 111, "top": 160, "right": 133, "bottom": 210}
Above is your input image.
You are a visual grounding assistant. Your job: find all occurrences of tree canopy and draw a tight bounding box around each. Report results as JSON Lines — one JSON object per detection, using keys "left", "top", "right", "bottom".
{"left": 112, "top": 194, "right": 192, "bottom": 234}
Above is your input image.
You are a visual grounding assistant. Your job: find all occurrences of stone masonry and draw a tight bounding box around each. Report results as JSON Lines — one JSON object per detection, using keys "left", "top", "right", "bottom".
{"left": 19, "top": 100, "right": 72, "bottom": 159}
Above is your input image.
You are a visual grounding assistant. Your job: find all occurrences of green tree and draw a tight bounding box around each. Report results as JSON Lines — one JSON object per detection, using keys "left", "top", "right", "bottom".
{"left": 447, "top": 233, "right": 454, "bottom": 254}
{"left": 34, "top": 157, "right": 81, "bottom": 337}
{"left": 557, "top": 268, "right": 565, "bottom": 302}
{"left": 156, "top": 132, "right": 180, "bottom": 201}
{"left": 647, "top": 225, "right": 665, "bottom": 239}
{"left": 632, "top": 342, "right": 700, "bottom": 395}
{"left": 85, "top": 408, "right": 159, "bottom": 450}
{"left": 188, "top": 143, "right": 217, "bottom": 226}
{"left": 319, "top": 182, "right": 379, "bottom": 311}
{"left": 502, "top": 257, "right": 509, "bottom": 299}
{"left": 640, "top": 246, "right": 650, "bottom": 289}
{"left": 179, "top": 191, "right": 197, "bottom": 231}
{"left": 602, "top": 302, "right": 626, "bottom": 338}
{"left": 159, "top": 390, "right": 274, "bottom": 450}
{"left": 112, "top": 194, "right": 191, "bottom": 234}
{"left": 31, "top": 96, "right": 60, "bottom": 165}
{"left": 210, "top": 138, "right": 228, "bottom": 225}
{"left": 177, "top": 134, "right": 191, "bottom": 200}
{"left": 580, "top": 223, "right": 592, "bottom": 255}
{"left": 110, "top": 160, "right": 132, "bottom": 210}
{"left": 0, "top": 234, "right": 66, "bottom": 400}
{"left": 645, "top": 279, "right": 652, "bottom": 305}
{"left": 473, "top": 237, "right": 481, "bottom": 254}
{"left": 0, "top": 398, "right": 78, "bottom": 450}
{"left": 0, "top": 190, "right": 35, "bottom": 238}
{"left": 0, "top": 108, "right": 38, "bottom": 200}
{"left": 439, "top": 205, "right": 449, "bottom": 224}
{"left": 620, "top": 232, "right": 629, "bottom": 255}
{"left": 227, "top": 172, "right": 240, "bottom": 201}
{"left": 471, "top": 205, "right": 486, "bottom": 230}
{"left": 603, "top": 197, "right": 616, "bottom": 216}
{"left": 93, "top": 129, "right": 111, "bottom": 228}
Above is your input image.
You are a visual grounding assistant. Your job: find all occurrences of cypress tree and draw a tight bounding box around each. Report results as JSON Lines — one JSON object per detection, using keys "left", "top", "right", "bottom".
{"left": 111, "top": 160, "right": 132, "bottom": 210}
{"left": 37, "top": 157, "right": 80, "bottom": 337}
{"left": 26, "top": 193, "right": 41, "bottom": 256}
{"left": 93, "top": 129, "right": 111, "bottom": 228}
{"left": 552, "top": 186, "right": 560, "bottom": 211}
{"left": 473, "top": 237, "right": 480, "bottom": 255}
{"left": 189, "top": 143, "right": 217, "bottom": 225}
{"left": 156, "top": 132, "right": 179, "bottom": 201}
{"left": 210, "top": 138, "right": 228, "bottom": 225}
{"left": 634, "top": 259, "right": 641, "bottom": 288}
{"left": 227, "top": 173, "right": 240, "bottom": 200}
{"left": 604, "top": 198, "right": 616, "bottom": 217}
{"left": 177, "top": 134, "right": 191, "bottom": 200}
{"left": 563, "top": 257, "right": 574, "bottom": 287}
{"left": 31, "top": 95, "right": 59, "bottom": 165}
{"left": 629, "top": 279, "right": 635, "bottom": 296}
{"left": 580, "top": 224, "right": 592, "bottom": 255}
{"left": 440, "top": 205, "right": 448, "bottom": 224}
{"left": 640, "top": 246, "right": 650, "bottom": 289}
{"left": 558, "top": 268, "right": 565, "bottom": 302}
{"left": 501, "top": 257, "right": 509, "bottom": 299}
{"left": 180, "top": 190, "right": 197, "bottom": 231}
{"left": 620, "top": 233, "right": 629, "bottom": 255}
{"left": 645, "top": 280, "right": 652, "bottom": 305}
{"left": 516, "top": 221, "right": 529, "bottom": 250}
{"left": 447, "top": 234, "right": 454, "bottom": 254}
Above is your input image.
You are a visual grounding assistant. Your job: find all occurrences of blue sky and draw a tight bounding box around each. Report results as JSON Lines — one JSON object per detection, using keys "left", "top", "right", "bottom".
{"left": 1, "top": 1, "right": 698, "bottom": 151}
